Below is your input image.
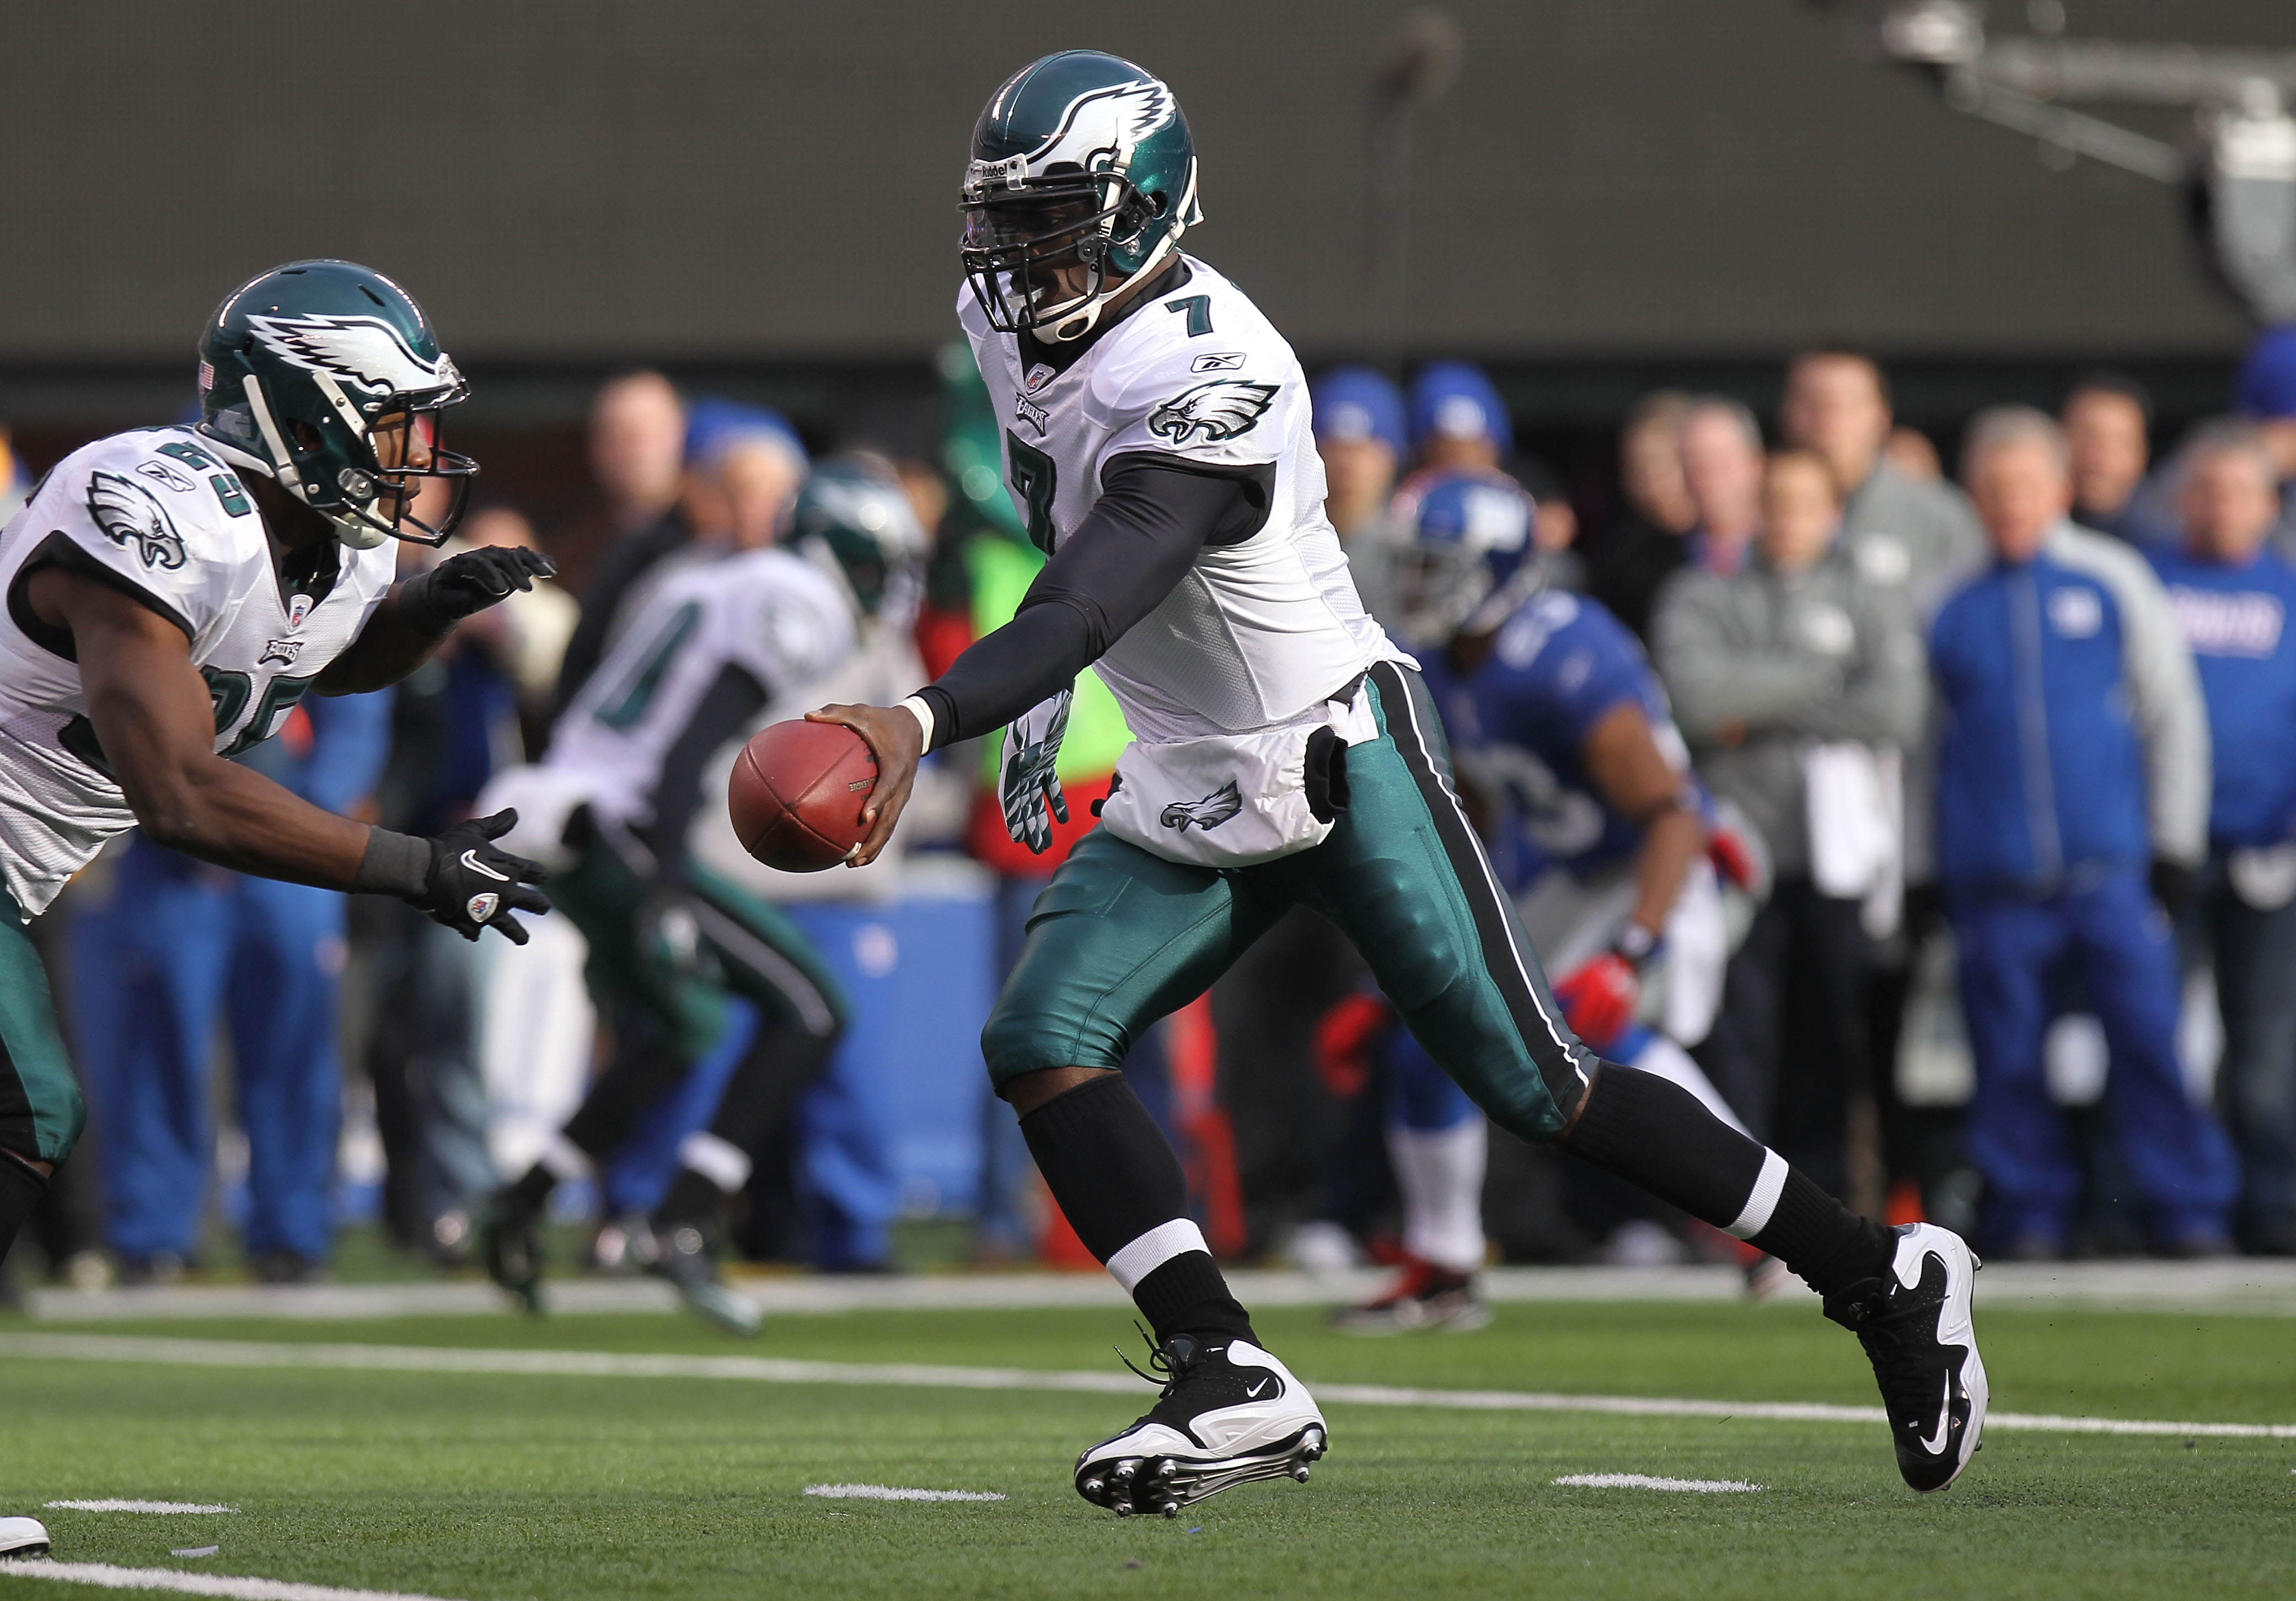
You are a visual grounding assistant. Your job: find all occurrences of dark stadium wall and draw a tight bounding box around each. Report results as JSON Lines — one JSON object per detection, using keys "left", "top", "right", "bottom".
{"left": 0, "top": 0, "right": 2286, "bottom": 490}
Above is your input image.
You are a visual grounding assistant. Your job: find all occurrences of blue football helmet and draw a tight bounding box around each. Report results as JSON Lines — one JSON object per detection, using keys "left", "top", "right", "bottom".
{"left": 1388, "top": 468, "right": 1541, "bottom": 644}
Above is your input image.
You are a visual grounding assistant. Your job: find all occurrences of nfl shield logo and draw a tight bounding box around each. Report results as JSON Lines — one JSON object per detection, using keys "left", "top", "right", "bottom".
{"left": 288, "top": 593, "right": 313, "bottom": 630}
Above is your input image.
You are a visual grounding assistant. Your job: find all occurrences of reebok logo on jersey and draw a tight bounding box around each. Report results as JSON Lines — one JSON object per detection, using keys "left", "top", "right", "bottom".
{"left": 1147, "top": 380, "right": 1278, "bottom": 447}
{"left": 1190, "top": 352, "right": 1247, "bottom": 373}
{"left": 87, "top": 472, "right": 187, "bottom": 572}
{"left": 135, "top": 460, "right": 197, "bottom": 495}
{"left": 1161, "top": 780, "right": 1244, "bottom": 833}
{"left": 259, "top": 638, "right": 305, "bottom": 668}
{"left": 1014, "top": 393, "right": 1052, "bottom": 438}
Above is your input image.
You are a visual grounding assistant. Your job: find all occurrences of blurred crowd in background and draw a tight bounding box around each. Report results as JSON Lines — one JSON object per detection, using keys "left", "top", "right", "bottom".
{"left": 7, "top": 318, "right": 2296, "bottom": 1302}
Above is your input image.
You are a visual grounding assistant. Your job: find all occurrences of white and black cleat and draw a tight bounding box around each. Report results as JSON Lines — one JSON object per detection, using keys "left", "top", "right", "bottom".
{"left": 0, "top": 1516, "right": 51, "bottom": 1559}
{"left": 1075, "top": 1335, "right": 1328, "bottom": 1517}
{"left": 1824, "top": 1222, "right": 1988, "bottom": 1492}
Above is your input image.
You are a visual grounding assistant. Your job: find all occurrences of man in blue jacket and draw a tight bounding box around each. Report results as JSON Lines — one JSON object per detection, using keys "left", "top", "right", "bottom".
{"left": 1930, "top": 407, "right": 2235, "bottom": 1257}
{"left": 2152, "top": 421, "right": 2296, "bottom": 1254}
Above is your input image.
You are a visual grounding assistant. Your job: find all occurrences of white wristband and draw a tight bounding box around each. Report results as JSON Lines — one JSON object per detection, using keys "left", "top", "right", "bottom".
{"left": 898, "top": 695, "right": 936, "bottom": 751}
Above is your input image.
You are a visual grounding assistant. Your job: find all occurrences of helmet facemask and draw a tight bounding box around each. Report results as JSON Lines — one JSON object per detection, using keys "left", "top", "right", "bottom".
{"left": 961, "top": 163, "right": 1182, "bottom": 343}
{"left": 224, "top": 367, "right": 476, "bottom": 550}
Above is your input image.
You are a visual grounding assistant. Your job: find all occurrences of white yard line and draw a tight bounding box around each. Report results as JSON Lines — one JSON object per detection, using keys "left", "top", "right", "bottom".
{"left": 1553, "top": 1474, "right": 1763, "bottom": 1492}
{"left": 802, "top": 1485, "right": 1005, "bottom": 1502}
{"left": 2, "top": 1332, "right": 2290, "bottom": 1441}
{"left": 26, "top": 1259, "right": 2296, "bottom": 1321}
{"left": 0, "top": 1561, "right": 464, "bottom": 1601}
{"left": 42, "top": 1507, "right": 233, "bottom": 1518}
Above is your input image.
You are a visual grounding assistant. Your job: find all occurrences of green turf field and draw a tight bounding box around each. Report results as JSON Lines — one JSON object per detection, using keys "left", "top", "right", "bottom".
{"left": 2, "top": 1298, "right": 2291, "bottom": 1600}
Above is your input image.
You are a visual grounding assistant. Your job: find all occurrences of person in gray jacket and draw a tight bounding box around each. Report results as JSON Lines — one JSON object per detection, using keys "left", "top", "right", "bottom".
{"left": 1654, "top": 449, "right": 1928, "bottom": 1197}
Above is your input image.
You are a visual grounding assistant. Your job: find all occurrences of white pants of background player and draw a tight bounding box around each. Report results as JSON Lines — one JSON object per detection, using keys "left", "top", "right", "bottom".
{"left": 1383, "top": 856, "right": 1746, "bottom": 1273}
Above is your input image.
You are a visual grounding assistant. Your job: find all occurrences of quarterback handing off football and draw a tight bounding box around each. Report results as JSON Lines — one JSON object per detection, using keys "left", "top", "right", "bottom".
{"left": 728, "top": 718, "right": 878, "bottom": 872}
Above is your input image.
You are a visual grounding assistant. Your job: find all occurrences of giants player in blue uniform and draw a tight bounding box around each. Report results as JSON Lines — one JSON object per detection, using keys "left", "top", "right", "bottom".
{"left": 1338, "top": 470, "right": 1765, "bottom": 1330}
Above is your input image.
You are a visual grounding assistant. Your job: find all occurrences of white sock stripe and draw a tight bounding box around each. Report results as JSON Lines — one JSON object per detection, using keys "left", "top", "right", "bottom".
{"left": 676, "top": 1131, "right": 753, "bottom": 1194}
{"left": 1104, "top": 1218, "right": 1210, "bottom": 1293}
{"left": 1725, "top": 1149, "right": 1790, "bottom": 1240}
{"left": 540, "top": 1135, "right": 592, "bottom": 1181}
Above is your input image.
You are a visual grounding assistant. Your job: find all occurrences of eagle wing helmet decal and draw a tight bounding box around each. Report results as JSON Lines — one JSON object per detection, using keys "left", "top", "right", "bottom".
{"left": 87, "top": 471, "right": 189, "bottom": 571}
{"left": 244, "top": 313, "right": 459, "bottom": 397}
{"left": 1147, "top": 380, "right": 1279, "bottom": 447}
{"left": 1161, "top": 779, "right": 1245, "bottom": 833}
{"left": 1031, "top": 78, "right": 1176, "bottom": 176}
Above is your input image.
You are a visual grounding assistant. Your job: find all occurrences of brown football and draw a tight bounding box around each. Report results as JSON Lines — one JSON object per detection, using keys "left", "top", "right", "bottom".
{"left": 728, "top": 718, "right": 878, "bottom": 873}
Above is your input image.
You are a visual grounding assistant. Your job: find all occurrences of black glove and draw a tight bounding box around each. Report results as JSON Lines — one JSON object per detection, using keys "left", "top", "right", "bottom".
{"left": 2149, "top": 857, "right": 2197, "bottom": 920}
{"left": 357, "top": 810, "right": 551, "bottom": 943}
{"left": 397, "top": 545, "right": 557, "bottom": 637}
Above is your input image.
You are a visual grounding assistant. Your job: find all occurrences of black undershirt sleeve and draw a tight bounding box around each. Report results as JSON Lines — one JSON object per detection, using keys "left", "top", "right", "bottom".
{"left": 643, "top": 662, "right": 770, "bottom": 880}
{"left": 914, "top": 453, "right": 1271, "bottom": 748}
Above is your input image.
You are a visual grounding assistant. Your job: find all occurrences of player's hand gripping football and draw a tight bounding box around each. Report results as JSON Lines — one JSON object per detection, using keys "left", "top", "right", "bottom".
{"left": 999, "top": 686, "right": 1072, "bottom": 855}
{"left": 804, "top": 702, "right": 924, "bottom": 867}
{"left": 416, "top": 809, "right": 551, "bottom": 944}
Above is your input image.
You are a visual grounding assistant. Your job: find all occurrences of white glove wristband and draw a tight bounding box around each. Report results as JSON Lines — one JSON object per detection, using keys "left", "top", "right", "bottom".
{"left": 898, "top": 695, "right": 936, "bottom": 751}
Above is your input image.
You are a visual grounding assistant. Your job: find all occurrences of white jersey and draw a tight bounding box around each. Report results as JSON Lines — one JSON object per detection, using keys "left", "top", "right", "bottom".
{"left": 547, "top": 546, "right": 855, "bottom": 832}
{"left": 961, "top": 255, "right": 1404, "bottom": 744}
{"left": 0, "top": 427, "right": 395, "bottom": 915}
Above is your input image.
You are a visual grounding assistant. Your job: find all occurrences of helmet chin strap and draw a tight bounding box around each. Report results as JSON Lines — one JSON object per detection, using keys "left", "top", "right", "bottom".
{"left": 1037, "top": 226, "right": 1184, "bottom": 343}
{"left": 227, "top": 375, "right": 392, "bottom": 549}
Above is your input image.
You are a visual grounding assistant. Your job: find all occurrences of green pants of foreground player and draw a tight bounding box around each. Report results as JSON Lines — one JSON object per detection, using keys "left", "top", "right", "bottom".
{"left": 985, "top": 662, "right": 1592, "bottom": 1146}
{"left": 0, "top": 887, "right": 84, "bottom": 1168}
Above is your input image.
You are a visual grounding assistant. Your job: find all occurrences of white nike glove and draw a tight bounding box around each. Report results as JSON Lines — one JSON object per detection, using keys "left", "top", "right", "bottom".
{"left": 999, "top": 686, "right": 1073, "bottom": 855}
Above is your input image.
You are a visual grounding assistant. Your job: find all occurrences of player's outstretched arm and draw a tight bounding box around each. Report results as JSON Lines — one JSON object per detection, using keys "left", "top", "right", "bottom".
{"left": 1582, "top": 700, "right": 1706, "bottom": 939}
{"left": 38, "top": 567, "right": 548, "bottom": 942}
{"left": 314, "top": 544, "right": 556, "bottom": 695}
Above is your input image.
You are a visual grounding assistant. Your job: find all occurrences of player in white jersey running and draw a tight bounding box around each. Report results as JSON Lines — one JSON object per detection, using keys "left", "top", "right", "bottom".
{"left": 809, "top": 51, "right": 1986, "bottom": 1517}
{"left": 0, "top": 260, "right": 552, "bottom": 1562}
{"left": 475, "top": 459, "right": 927, "bottom": 1333}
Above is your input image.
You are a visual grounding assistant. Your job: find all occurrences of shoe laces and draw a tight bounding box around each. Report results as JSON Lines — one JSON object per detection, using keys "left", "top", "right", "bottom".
{"left": 1116, "top": 1322, "right": 1204, "bottom": 1398}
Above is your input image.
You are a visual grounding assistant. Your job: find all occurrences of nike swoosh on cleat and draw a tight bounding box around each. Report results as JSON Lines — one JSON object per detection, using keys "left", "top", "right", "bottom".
{"left": 1246, "top": 1378, "right": 1273, "bottom": 1399}
{"left": 460, "top": 848, "right": 511, "bottom": 882}
{"left": 1917, "top": 1373, "right": 1954, "bottom": 1456}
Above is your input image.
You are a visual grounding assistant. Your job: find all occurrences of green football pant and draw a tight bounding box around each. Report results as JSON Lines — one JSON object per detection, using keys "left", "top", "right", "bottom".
{"left": 984, "top": 662, "right": 1595, "bottom": 1147}
{"left": 548, "top": 828, "right": 849, "bottom": 1160}
{"left": 0, "top": 886, "right": 86, "bottom": 1168}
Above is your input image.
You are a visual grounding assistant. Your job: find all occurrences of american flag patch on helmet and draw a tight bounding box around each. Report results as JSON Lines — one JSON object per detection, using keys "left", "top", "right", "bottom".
{"left": 198, "top": 360, "right": 214, "bottom": 391}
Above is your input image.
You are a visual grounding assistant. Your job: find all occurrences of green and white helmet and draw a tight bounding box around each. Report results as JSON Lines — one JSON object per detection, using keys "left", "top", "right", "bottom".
{"left": 961, "top": 50, "right": 1203, "bottom": 344}
{"left": 196, "top": 259, "right": 476, "bottom": 549}
{"left": 788, "top": 454, "right": 930, "bottom": 626}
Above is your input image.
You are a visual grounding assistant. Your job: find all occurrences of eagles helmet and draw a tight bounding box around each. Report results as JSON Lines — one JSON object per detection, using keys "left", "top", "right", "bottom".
{"left": 961, "top": 50, "right": 1203, "bottom": 344}
{"left": 196, "top": 260, "right": 476, "bottom": 549}
{"left": 787, "top": 455, "right": 930, "bottom": 626}
{"left": 1390, "top": 468, "right": 1542, "bottom": 646}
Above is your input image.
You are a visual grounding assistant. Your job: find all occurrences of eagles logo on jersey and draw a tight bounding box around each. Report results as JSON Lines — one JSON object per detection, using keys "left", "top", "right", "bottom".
{"left": 86, "top": 472, "right": 187, "bottom": 572}
{"left": 1161, "top": 780, "right": 1244, "bottom": 833}
{"left": 1147, "top": 380, "right": 1278, "bottom": 447}
{"left": 960, "top": 51, "right": 1204, "bottom": 343}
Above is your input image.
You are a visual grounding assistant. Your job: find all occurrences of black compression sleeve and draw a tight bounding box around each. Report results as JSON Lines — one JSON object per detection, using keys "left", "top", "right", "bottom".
{"left": 915, "top": 455, "right": 1267, "bottom": 749}
{"left": 644, "top": 663, "right": 770, "bottom": 878}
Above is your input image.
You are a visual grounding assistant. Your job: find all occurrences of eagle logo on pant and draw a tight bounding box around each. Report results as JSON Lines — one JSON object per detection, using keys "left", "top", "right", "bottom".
{"left": 1161, "top": 780, "right": 1244, "bottom": 832}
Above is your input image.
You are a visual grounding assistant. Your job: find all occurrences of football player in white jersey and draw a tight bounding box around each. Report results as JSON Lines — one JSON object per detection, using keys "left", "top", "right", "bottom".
{"left": 474, "top": 458, "right": 929, "bottom": 1334}
{"left": 0, "top": 259, "right": 552, "bottom": 1561}
{"left": 811, "top": 51, "right": 1987, "bottom": 1516}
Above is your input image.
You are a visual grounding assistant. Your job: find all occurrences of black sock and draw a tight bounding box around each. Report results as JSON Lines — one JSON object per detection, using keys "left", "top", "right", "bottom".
{"left": 656, "top": 1167, "right": 723, "bottom": 1227}
{"left": 1561, "top": 1063, "right": 1890, "bottom": 1297}
{"left": 509, "top": 1162, "right": 556, "bottom": 1213}
{"left": 1019, "top": 1073, "right": 1255, "bottom": 1347}
{"left": 0, "top": 1151, "right": 47, "bottom": 1266}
